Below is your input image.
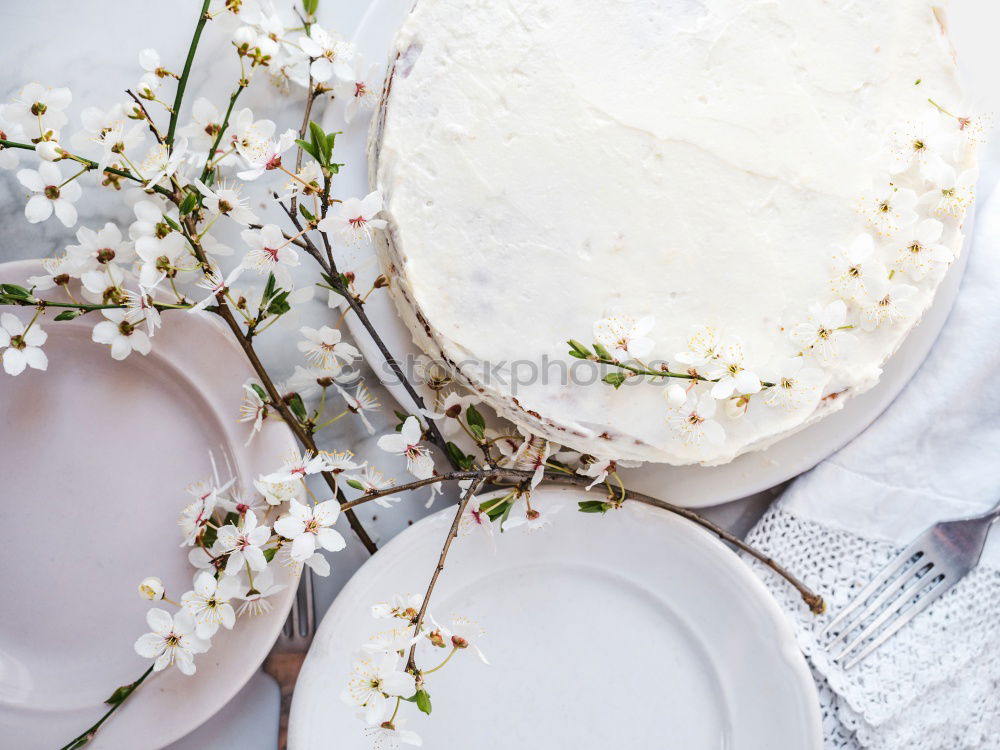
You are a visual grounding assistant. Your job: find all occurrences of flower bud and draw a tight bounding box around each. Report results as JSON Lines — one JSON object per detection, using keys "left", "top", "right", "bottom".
{"left": 725, "top": 394, "right": 750, "bottom": 419}
{"left": 664, "top": 384, "right": 686, "bottom": 407}
{"left": 138, "top": 576, "right": 164, "bottom": 601}
{"left": 451, "top": 635, "right": 469, "bottom": 649}
{"left": 36, "top": 140, "right": 62, "bottom": 161}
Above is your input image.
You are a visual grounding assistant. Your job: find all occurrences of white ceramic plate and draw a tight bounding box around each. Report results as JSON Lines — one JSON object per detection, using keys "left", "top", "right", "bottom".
{"left": 289, "top": 485, "right": 822, "bottom": 749}
{"left": 322, "top": 0, "right": 972, "bottom": 508}
{"left": 0, "top": 260, "right": 298, "bottom": 749}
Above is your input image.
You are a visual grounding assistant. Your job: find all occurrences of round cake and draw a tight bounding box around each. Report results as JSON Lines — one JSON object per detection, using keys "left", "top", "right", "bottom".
{"left": 370, "top": 0, "right": 978, "bottom": 465}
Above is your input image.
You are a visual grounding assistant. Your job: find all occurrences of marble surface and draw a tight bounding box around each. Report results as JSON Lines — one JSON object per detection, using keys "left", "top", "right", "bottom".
{"left": 1, "top": 1, "right": 995, "bottom": 748}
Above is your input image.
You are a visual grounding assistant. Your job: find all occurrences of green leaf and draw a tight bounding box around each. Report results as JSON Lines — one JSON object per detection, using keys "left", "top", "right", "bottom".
{"left": 250, "top": 383, "right": 269, "bottom": 402}
{"left": 54, "top": 309, "right": 82, "bottom": 321}
{"left": 578, "top": 500, "right": 612, "bottom": 514}
{"left": 0, "top": 283, "right": 31, "bottom": 299}
{"left": 263, "top": 273, "right": 276, "bottom": 302}
{"left": 465, "top": 404, "right": 486, "bottom": 441}
{"left": 346, "top": 478, "right": 366, "bottom": 491}
{"left": 309, "top": 121, "right": 329, "bottom": 165}
{"left": 294, "top": 138, "right": 318, "bottom": 162}
{"left": 446, "top": 441, "right": 475, "bottom": 471}
{"left": 483, "top": 499, "right": 512, "bottom": 522}
{"left": 414, "top": 689, "right": 432, "bottom": 715}
{"left": 201, "top": 525, "right": 218, "bottom": 549}
{"left": 222, "top": 511, "right": 240, "bottom": 527}
{"left": 303, "top": 0, "right": 319, "bottom": 14}
{"left": 567, "top": 339, "right": 591, "bottom": 359}
{"left": 105, "top": 683, "right": 135, "bottom": 706}
{"left": 179, "top": 190, "right": 200, "bottom": 215}
{"left": 266, "top": 289, "right": 291, "bottom": 316}
{"left": 299, "top": 204, "right": 316, "bottom": 222}
{"left": 326, "top": 132, "right": 339, "bottom": 155}
{"left": 286, "top": 392, "right": 307, "bottom": 422}
{"left": 163, "top": 215, "right": 181, "bottom": 232}
{"left": 328, "top": 162, "right": 342, "bottom": 174}
{"left": 263, "top": 547, "right": 277, "bottom": 562}
{"left": 602, "top": 372, "right": 627, "bottom": 389}
{"left": 592, "top": 342, "right": 614, "bottom": 361}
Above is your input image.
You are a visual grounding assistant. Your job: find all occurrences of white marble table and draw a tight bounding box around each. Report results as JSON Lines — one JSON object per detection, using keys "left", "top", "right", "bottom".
{"left": 22, "top": 1, "right": 1000, "bottom": 746}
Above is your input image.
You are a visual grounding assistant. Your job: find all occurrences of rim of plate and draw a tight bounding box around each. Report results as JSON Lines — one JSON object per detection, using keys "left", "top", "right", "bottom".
{"left": 0, "top": 258, "right": 298, "bottom": 748}
{"left": 325, "top": 0, "right": 974, "bottom": 508}
{"left": 289, "top": 485, "right": 823, "bottom": 749}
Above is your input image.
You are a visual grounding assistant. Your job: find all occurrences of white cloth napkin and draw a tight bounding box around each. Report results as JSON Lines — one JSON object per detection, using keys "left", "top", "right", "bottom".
{"left": 745, "top": 173, "right": 1000, "bottom": 749}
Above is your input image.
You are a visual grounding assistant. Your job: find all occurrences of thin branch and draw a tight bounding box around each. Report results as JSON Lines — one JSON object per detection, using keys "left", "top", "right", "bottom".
{"left": 125, "top": 90, "right": 166, "bottom": 145}
{"left": 406, "top": 476, "right": 486, "bottom": 675}
{"left": 0, "top": 139, "right": 172, "bottom": 197}
{"left": 199, "top": 80, "right": 247, "bottom": 183}
{"left": 344, "top": 467, "right": 825, "bottom": 615}
{"left": 58, "top": 665, "right": 154, "bottom": 750}
{"left": 166, "top": 0, "right": 212, "bottom": 146}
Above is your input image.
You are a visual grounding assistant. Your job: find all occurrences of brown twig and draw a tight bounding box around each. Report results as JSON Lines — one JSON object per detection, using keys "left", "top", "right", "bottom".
{"left": 125, "top": 89, "right": 167, "bottom": 145}
{"left": 406, "top": 476, "right": 486, "bottom": 675}
{"left": 343, "top": 467, "right": 824, "bottom": 614}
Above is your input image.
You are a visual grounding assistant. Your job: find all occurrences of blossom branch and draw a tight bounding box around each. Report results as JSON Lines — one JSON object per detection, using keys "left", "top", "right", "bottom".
{"left": 57, "top": 665, "right": 154, "bottom": 750}
{"left": 0, "top": 139, "right": 173, "bottom": 197}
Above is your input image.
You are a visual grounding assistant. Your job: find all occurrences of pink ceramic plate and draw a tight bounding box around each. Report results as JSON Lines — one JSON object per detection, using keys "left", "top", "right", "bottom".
{"left": 0, "top": 260, "right": 297, "bottom": 749}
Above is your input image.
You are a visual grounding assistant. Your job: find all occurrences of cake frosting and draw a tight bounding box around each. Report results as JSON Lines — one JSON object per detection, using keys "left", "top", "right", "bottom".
{"left": 370, "top": 0, "right": 979, "bottom": 465}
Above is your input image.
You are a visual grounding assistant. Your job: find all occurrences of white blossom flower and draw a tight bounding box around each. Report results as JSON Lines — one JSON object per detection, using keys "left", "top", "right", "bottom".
{"left": 1, "top": 83, "right": 71, "bottom": 133}
{"left": 858, "top": 281, "right": 919, "bottom": 331}
{"left": 923, "top": 163, "right": 977, "bottom": 219}
{"left": 702, "top": 338, "right": 761, "bottom": 399}
{"left": 337, "top": 59, "right": 380, "bottom": 124}
{"left": 91, "top": 308, "right": 152, "bottom": 360}
{"left": 299, "top": 26, "right": 354, "bottom": 82}
{"left": 338, "top": 382, "right": 381, "bottom": 435}
{"left": 16, "top": 162, "right": 82, "bottom": 226}
{"left": 35, "top": 139, "right": 63, "bottom": 161}
{"left": 341, "top": 653, "right": 417, "bottom": 725}
{"left": 135, "top": 72, "right": 161, "bottom": 100}
{"left": 316, "top": 191, "right": 387, "bottom": 244}
{"left": 297, "top": 325, "right": 360, "bottom": 369}
{"left": 276, "top": 545, "right": 331, "bottom": 577}
{"left": 133, "top": 608, "right": 209, "bottom": 676}
{"left": 239, "top": 381, "right": 267, "bottom": 445}
{"left": 235, "top": 567, "right": 286, "bottom": 618}
{"left": 236, "top": 128, "right": 296, "bottom": 181}
{"left": 760, "top": 358, "right": 825, "bottom": 410}
{"left": 138, "top": 576, "right": 165, "bottom": 601}
{"left": 190, "top": 264, "right": 245, "bottom": 314}
{"left": 194, "top": 179, "right": 259, "bottom": 225}
{"left": 178, "top": 478, "right": 233, "bottom": 546}
{"left": 789, "top": 300, "right": 857, "bottom": 365}
{"left": 361, "top": 626, "right": 420, "bottom": 655}
{"left": 887, "top": 110, "right": 958, "bottom": 178}
{"left": 666, "top": 391, "right": 725, "bottom": 447}
{"left": 377, "top": 417, "right": 435, "bottom": 479}
{"left": 74, "top": 105, "right": 146, "bottom": 175}
{"left": 274, "top": 499, "right": 347, "bottom": 561}
{"left": 592, "top": 314, "right": 655, "bottom": 361}
{"left": 139, "top": 48, "right": 166, "bottom": 77}
{"left": 891, "top": 218, "right": 953, "bottom": 281}
{"left": 829, "top": 233, "right": 888, "bottom": 303}
{"left": 141, "top": 138, "right": 188, "bottom": 188}
{"left": 178, "top": 98, "right": 226, "bottom": 163}
{"left": 363, "top": 721, "right": 422, "bottom": 749}
{"left": 0, "top": 119, "right": 26, "bottom": 170}
{"left": 430, "top": 614, "right": 488, "bottom": 664}
{"left": 860, "top": 183, "right": 918, "bottom": 237}
{"left": 507, "top": 428, "right": 551, "bottom": 488}
{"left": 0, "top": 313, "right": 47, "bottom": 376}
{"left": 254, "top": 474, "right": 305, "bottom": 506}
{"left": 322, "top": 449, "right": 365, "bottom": 480}
{"left": 458, "top": 497, "right": 496, "bottom": 546}
{"left": 181, "top": 571, "right": 242, "bottom": 639}
{"left": 348, "top": 465, "right": 396, "bottom": 499}
{"left": 66, "top": 222, "right": 136, "bottom": 293}
{"left": 674, "top": 325, "right": 721, "bottom": 369}
{"left": 504, "top": 500, "right": 562, "bottom": 534}
{"left": 264, "top": 450, "right": 330, "bottom": 483}
{"left": 123, "top": 286, "right": 162, "bottom": 337}
{"left": 240, "top": 223, "right": 300, "bottom": 286}
{"left": 229, "top": 108, "right": 276, "bottom": 161}
{"left": 372, "top": 593, "right": 423, "bottom": 620}
{"left": 216, "top": 510, "right": 272, "bottom": 576}
{"left": 576, "top": 456, "right": 641, "bottom": 490}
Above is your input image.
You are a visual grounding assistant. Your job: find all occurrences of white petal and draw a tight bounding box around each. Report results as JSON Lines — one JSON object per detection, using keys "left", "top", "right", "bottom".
{"left": 24, "top": 194, "right": 53, "bottom": 223}
{"left": 2, "top": 348, "right": 26, "bottom": 376}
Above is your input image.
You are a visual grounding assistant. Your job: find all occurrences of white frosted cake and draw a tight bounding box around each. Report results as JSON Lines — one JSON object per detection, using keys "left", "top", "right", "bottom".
{"left": 370, "top": 0, "right": 979, "bottom": 465}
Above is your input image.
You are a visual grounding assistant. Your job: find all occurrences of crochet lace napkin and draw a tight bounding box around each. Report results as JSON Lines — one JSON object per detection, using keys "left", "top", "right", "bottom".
{"left": 745, "top": 177, "right": 1000, "bottom": 749}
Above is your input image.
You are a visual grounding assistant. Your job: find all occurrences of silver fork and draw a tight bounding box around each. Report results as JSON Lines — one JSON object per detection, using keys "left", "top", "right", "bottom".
{"left": 821, "top": 502, "right": 1000, "bottom": 670}
{"left": 263, "top": 566, "right": 315, "bottom": 750}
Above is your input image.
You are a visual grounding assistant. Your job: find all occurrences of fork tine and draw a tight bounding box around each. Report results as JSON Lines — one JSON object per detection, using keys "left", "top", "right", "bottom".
{"left": 833, "top": 570, "right": 943, "bottom": 665}
{"left": 300, "top": 565, "right": 315, "bottom": 637}
{"left": 820, "top": 545, "right": 925, "bottom": 638}
{"left": 826, "top": 559, "right": 932, "bottom": 649}
{"left": 839, "top": 575, "right": 952, "bottom": 670}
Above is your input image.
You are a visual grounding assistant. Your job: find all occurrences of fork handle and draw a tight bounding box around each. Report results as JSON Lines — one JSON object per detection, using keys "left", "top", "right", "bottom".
{"left": 262, "top": 652, "right": 306, "bottom": 750}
